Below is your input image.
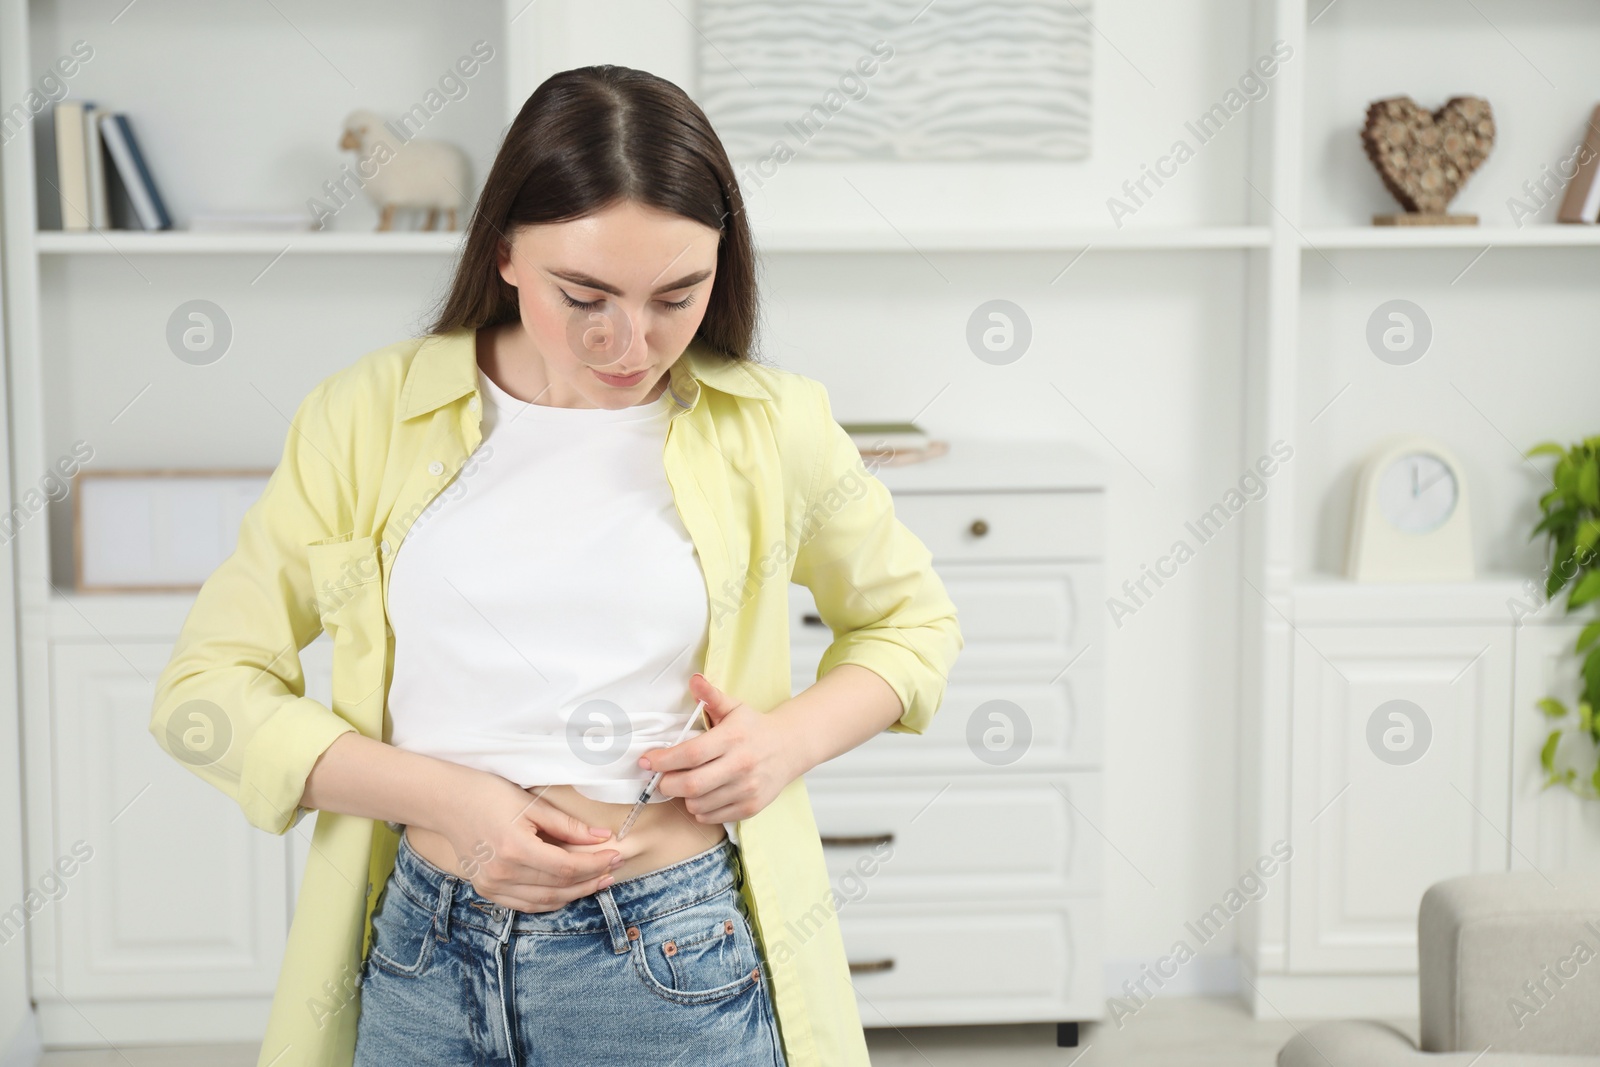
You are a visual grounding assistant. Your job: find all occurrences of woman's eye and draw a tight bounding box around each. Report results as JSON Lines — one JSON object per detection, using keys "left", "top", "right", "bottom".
{"left": 559, "top": 291, "right": 602, "bottom": 311}
{"left": 560, "top": 291, "right": 697, "bottom": 312}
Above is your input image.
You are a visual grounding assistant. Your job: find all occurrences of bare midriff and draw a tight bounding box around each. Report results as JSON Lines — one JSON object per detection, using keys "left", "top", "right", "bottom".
{"left": 403, "top": 782, "right": 728, "bottom": 892}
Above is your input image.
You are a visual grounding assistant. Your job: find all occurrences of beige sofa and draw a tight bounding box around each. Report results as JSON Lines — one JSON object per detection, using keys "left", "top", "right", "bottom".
{"left": 1278, "top": 872, "right": 1600, "bottom": 1066}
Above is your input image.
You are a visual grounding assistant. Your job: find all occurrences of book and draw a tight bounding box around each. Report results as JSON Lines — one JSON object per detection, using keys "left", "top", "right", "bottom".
{"left": 33, "top": 106, "right": 60, "bottom": 229}
{"left": 1558, "top": 104, "right": 1600, "bottom": 224}
{"left": 99, "top": 112, "right": 171, "bottom": 230}
{"left": 841, "top": 420, "right": 929, "bottom": 453}
{"left": 83, "top": 103, "right": 110, "bottom": 230}
{"left": 53, "top": 101, "right": 89, "bottom": 230}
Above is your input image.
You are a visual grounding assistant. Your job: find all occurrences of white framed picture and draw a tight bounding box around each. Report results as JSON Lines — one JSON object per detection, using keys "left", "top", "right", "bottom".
{"left": 73, "top": 469, "right": 273, "bottom": 593}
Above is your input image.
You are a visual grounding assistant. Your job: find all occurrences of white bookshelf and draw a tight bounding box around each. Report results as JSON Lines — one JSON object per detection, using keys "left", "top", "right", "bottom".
{"left": 1302, "top": 227, "right": 1600, "bottom": 248}
{"left": 33, "top": 225, "right": 1274, "bottom": 255}
{"left": 3, "top": 0, "right": 1600, "bottom": 1050}
{"left": 33, "top": 230, "right": 470, "bottom": 254}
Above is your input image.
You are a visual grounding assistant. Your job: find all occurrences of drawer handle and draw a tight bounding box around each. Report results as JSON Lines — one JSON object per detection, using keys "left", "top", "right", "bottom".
{"left": 801, "top": 613, "right": 825, "bottom": 627}
{"left": 969, "top": 519, "right": 989, "bottom": 537}
{"left": 849, "top": 957, "right": 896, "bottom": 974}
{"left": 820, "top": 833, "right": 895, "bottom": 848}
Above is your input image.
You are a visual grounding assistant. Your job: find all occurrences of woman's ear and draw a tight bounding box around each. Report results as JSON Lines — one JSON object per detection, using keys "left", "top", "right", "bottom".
{"left": 495, "top": 236, "right": 517, "bottom": 288}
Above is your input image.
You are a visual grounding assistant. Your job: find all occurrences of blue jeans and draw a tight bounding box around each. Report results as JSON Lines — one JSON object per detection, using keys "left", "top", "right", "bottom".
{"left": 353, "top": 830, "right": 787, "bottom": 1066}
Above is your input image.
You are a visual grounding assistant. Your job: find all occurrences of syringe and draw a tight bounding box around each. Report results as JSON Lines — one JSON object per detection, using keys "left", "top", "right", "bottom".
{"left": 614, "top": 699, "right": 707, "bottom": 841}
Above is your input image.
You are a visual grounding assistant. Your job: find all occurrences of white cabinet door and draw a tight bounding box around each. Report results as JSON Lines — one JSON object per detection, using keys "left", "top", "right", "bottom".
{"left": 1288, "top": 625, "right": 1512, "bottom": 972}
{"left": 1511, "top": 622, "right": 1600, "bottom": 873}
{"left": 50, "top": 642, "right": 288, "bottom": 999}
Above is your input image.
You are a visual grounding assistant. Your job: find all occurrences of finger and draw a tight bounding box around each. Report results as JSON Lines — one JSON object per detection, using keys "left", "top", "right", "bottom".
{"left": 657, "top": 756, "right": 733, "bottom": 801}
{"left": 508, "top": 840, "right": 622, "bottom": 889}
{"left": 689, "top": 672, "right": 740, "bottom": 723}
{"left": 684, "top": 779, "right": 749, "bottom": 817}
{"left": 692, "top": 802, "right": 745, "bottom": 825}
{"left": 642, "top": 723, "right": 728, "bottom": 774}
{"left": 525, "top": 798, "right": 617, "bottom": 845}
{"left": 480, "top": 867, "right": 618, "bottom": 913}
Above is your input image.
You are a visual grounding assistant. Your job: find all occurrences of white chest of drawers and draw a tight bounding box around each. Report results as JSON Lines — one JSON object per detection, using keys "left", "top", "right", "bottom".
{"left": 793, "top": 440, "right": 1107, "bottom": 1046}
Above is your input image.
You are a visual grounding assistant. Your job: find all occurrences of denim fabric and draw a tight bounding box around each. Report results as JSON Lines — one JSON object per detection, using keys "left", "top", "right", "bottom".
{"left": 353, "top": 830, "right": 787, "bottom": 1066}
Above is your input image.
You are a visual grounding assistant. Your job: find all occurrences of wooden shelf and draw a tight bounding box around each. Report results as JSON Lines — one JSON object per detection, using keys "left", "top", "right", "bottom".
{"left": 1300, "top": 226, "right": 1600, "bottom": 249}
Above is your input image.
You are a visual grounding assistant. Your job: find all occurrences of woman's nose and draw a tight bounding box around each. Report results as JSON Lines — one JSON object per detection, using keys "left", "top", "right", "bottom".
{"left": 572, "top": 300, "right": 644, "bottom": 368}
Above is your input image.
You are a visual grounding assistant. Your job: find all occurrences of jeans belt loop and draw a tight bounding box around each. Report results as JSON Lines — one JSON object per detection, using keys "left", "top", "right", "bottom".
{"left": 433, "top": 874, "right": 458, "bottom": 943}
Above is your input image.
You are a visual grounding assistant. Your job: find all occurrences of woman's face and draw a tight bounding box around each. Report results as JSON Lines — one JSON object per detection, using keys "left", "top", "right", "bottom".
{"left": 496, "top": 199, "right": 720, "bottom": 408}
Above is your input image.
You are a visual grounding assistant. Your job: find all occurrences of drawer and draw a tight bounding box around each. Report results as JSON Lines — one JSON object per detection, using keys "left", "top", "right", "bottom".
{"left": 832, "top": 899, "right": 1105, "bottom": 1025}
{"left": 893, "top": 491, "right": 1102, "bottom": 561}
{"left": 807, "top": 664, "right": 1103, "bottom": 775}
{"left": 791, "top": 563, "right": 1101, "bottom": 667}
{"left": 804, "top": 774, "right": 1101, "bottom": 899}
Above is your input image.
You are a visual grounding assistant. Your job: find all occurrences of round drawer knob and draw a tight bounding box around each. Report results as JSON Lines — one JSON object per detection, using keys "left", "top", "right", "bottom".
{"left": 969, "top": 519, "right": 990, "bottom": 538}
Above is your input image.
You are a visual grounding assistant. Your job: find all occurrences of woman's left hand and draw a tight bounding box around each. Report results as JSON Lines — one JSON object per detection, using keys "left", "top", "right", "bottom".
{"left": 641, "top": 673, "right": 800, "bottom": 825}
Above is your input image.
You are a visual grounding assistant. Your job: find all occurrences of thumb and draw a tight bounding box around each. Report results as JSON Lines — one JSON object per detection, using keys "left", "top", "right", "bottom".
{"left": 525, "top": 794, "right": 615, "bottom": 844}
{"left": 690, "top": 672, "right": 738, "bottom": 725}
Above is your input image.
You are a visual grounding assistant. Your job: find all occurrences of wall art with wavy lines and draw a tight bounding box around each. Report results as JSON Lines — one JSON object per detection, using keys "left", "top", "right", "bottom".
{"left": 695, "top": 0, "right": 1093, "bottom": 162}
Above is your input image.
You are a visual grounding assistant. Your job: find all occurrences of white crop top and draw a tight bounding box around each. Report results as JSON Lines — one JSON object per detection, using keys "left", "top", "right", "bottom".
{"left": 384, "top": 363, "right": 733, "bottom": 840}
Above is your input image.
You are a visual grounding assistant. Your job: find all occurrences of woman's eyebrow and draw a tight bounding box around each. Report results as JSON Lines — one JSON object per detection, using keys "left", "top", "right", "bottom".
{"left": 546, "top": 267, "right": 712, "bottom": 296}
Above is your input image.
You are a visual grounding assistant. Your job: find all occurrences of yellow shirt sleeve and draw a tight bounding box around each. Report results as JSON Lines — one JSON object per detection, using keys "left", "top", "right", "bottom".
{"left": 788, "top": 378, "right": 963, "bottom": 734}
{"left": 148, "top": 380, "right": 359, "bottom": 835}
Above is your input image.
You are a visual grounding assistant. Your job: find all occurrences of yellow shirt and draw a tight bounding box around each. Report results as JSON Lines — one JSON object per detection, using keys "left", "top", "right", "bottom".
{"left": 149, "top": 326, "right": 963, "bottom": 1067}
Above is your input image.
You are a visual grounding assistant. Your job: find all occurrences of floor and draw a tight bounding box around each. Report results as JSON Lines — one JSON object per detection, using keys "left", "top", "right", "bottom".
{"left": 33, "top": 998, "right": 1419, "bottom": 1065}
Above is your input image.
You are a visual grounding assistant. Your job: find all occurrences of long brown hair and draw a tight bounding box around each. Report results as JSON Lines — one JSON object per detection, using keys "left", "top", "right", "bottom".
{"left": 427, "top": 65, "right": 758, "bottom": 361}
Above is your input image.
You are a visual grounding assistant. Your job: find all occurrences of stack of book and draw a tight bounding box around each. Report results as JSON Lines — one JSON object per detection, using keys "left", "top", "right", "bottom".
{"left": 840, "top": 421, "right": 948, "bottom": 465}
{"left": 41, "top": 102, "right": 169, "bottom": 231}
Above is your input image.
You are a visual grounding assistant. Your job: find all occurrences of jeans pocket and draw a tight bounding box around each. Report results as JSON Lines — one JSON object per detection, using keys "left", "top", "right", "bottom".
{"left": 632, "top": 888, "right": 760, "bottom": 1006}
{"left": 366, "top": 883, "right": 437, "bottom": 980}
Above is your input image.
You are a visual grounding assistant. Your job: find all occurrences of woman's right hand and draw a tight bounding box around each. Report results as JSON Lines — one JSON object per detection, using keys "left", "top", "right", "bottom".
{"left": 435, "top": 772, "right": 624, "bottom": 912}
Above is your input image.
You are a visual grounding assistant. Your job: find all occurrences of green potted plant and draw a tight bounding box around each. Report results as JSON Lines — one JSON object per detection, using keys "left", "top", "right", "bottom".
{"left": 1528, "top": 436, "right": 1600, "bottom": 799}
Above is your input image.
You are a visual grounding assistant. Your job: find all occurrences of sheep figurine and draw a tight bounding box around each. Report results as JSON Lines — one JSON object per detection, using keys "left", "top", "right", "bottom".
{"left": 336, "top": 109, "right": 470, "bottom": 231}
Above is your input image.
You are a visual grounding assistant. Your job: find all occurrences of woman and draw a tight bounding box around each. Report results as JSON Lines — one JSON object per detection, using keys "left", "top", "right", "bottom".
{"left": 150, "top": 65, "right": 961, "bottom": 1067}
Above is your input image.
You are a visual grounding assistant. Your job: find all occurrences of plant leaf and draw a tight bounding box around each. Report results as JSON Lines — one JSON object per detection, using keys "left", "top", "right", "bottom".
{"left": 1537, "top": 697, "right": 1569, "bottom": 719}
{"left": 1540, "top": 729, "right": 1561, "bottom": 773}
{"left": 1582, "top": 460, "right": 1600, "bottom": 508}
{"left": 1577, "top": 621, "right": 1600, "bottom": 653}
{"left": 1528, "top": 442, "right": 1567, "bottom": 459}
{"left": 1567, "top": 569, "right": 1600, "bottom": 609}
{"left": 1534, "top": 507, "right": 1579, "bottom": 539}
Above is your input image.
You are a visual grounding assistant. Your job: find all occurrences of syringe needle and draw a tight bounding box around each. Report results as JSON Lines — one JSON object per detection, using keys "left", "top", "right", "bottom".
{"left": 614, "top": 699, "right": 706, "bottom": 842}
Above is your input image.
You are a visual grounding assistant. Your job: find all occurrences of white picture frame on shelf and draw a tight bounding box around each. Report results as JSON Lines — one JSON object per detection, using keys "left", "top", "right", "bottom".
{"left": 72, "top": 469, "right": 272, "bottom": 593}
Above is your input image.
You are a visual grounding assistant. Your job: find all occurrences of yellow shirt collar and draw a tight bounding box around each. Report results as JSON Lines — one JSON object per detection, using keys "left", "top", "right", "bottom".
{"left": 399, "top": 325, "right": 770, "bottom": 420}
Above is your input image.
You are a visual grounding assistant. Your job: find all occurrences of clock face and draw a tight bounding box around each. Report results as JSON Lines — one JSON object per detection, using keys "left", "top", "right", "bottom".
{"left": 1377, "top": 452, "right": 1458, "bottom": 534}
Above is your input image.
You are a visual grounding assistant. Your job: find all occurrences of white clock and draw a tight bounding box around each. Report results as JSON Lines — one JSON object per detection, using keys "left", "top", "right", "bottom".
{"left": 1346, "top": 435, "right": 1474, "bottom": 582}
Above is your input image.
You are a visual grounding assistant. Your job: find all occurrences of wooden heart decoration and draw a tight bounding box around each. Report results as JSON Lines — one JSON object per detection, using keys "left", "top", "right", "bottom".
{"left": 1361, "top": 96, "right": 1495, "bottom": 215}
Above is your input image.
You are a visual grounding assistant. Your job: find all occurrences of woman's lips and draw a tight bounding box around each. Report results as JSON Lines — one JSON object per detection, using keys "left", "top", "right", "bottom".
{"left": 593, "top": 367, "right": 648, "bottom": 387}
